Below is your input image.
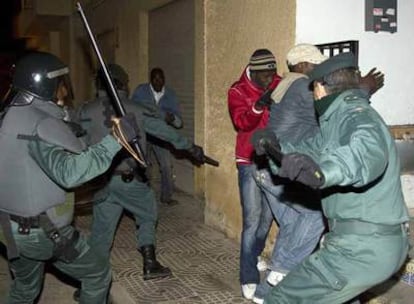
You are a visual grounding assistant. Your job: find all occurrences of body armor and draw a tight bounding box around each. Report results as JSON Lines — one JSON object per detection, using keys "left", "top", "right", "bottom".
{"left": 0, "top": 97, "right": 85, "bottom": 222}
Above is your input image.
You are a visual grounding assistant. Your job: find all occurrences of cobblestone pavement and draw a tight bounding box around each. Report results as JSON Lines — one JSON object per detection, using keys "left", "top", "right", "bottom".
{"left": 74, "top": 190, "right": 250, "bottom": 304}
{"left": 1, "top": 189, "right": 413, "bottom": 303}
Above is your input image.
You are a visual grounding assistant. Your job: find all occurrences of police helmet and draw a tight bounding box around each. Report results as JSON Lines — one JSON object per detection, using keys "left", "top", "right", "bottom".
{"left": 12, "top": 52, "right": 71, "bottom": 101}
{"left": 96, "top": 63, "right": 129, "bottom": 91}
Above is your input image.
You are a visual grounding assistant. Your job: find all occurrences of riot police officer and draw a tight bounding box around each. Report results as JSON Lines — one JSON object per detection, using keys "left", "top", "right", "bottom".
{"left": 256, "top": 52, "right": 409, "bottom": 304}
{"left": 0, "top": 52, "right": 138, "bottom": 304}
{"left": 73, "top": 63, "right": 204, "bottom": 299}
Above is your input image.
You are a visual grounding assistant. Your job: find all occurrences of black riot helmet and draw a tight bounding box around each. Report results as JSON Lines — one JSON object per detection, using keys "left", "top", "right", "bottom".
{"left": 96, "top": 63, "right": 129, "bottom": 92}
{"left": 12, "top": 51, "right": 73, "bottom": 101}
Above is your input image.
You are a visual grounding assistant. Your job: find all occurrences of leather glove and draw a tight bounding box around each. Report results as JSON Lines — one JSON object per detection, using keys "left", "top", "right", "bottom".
{"left": 188, "top": 144, "right": 205, "bottom": 164}
{"left": 115, "top": 113, "right": 140, "bottom": 142}
{"left": 278, "top": 153, "right": 325, "bottom": 189}
{"left": 251, "top": 128, "right": 281, "bottom": 156}
{"left": 165, "top": 112, "right": 175, "bottom": 125}
{"left": 254, "top": 88, "right": 274, "bottom": 110}
{"left": 360, "top": 68, "right": 384, "bottom": 96}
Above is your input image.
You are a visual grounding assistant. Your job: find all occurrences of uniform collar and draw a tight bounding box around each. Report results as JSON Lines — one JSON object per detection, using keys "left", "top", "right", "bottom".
{"left": 314, "top": 92, "right": 340, "bottom": 117}
{"left": 318, "top": 89, "right": 368, "bottom": 121}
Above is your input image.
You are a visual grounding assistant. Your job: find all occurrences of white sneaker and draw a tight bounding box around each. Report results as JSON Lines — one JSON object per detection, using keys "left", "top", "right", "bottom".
{"left": 267, "top": 271, "right": 286, "bottom": 286}
{"left": 241, "top": 283, "right": 257, "bottom": 300}
{"left": 252, "top": 296, "right": 264, "bottom": 304}
{"left": 256, "top": 256, "right": 268, "bottom": 272}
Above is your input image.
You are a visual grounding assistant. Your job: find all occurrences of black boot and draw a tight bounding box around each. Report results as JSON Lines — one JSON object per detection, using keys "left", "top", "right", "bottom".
{"left": 140, "top": 245, "right": 172, "bottom": 280}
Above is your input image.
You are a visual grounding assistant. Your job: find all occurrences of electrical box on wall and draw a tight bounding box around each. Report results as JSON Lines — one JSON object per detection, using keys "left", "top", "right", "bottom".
{"left": 365, "top": 0, "right": 397, "bottom": 33}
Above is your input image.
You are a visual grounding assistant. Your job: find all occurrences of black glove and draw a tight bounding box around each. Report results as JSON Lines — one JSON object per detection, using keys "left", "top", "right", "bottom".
{"left": 278, "top": 153, "right": 325, "bottom": 189}
{"left": 251, "top": 129, "right": 281, "bottom": 156}
{"left": 116, "top": 113, "right": 140, "bottom": 142}
{"left": 188, "top": 144, "right": 205, "bottom": 164}
{"left": 254, "top": 88, "right": 274, "bottom": 110}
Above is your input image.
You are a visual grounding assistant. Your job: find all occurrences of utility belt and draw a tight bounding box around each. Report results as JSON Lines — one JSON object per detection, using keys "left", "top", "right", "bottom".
{"left": 328, "top": 219, "right": 408, "bottom": 236}
{"left": 0, "top": 212, "right": 80, "bottom": 262}
{"left": 10, "top": 214, "right": 41, "bottom": 233}
{"left": 113, "top": 169, "right": 146, "bottom": 183}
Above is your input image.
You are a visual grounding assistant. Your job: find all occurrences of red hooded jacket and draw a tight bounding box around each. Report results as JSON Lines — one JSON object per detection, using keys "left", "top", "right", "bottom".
{"left": 228, "top": 67, "right": 281, "bottom": 164}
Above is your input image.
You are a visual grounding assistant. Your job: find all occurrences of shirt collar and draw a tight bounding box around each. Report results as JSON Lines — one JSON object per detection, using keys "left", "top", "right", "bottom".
{"left": 150, "top": 84, "right": 165, "bottom": 103}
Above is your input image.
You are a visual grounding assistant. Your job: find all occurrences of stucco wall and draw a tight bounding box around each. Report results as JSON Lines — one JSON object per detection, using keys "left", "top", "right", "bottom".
{"left": 70, "top": 0, "right": 148, "bottom": 103}
{"left": 202, "top": 0, "right": 296, "bottom": 240}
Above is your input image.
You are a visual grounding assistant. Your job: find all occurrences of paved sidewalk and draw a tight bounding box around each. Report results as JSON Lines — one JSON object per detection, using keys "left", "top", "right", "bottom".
{"left": 1, "top": 189, "right": 413, "bottom": 303}
{"left": 0, "top": 190, "right": 250, "bottom": 304}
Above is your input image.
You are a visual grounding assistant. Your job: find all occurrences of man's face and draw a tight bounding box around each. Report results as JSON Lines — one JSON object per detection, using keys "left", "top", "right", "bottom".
{"left": 251, "top": 69, "right": 276, "bottom": 89}
{"left": 291, "top": 62, "right": 316, "bottom": 75}
{"left": 151, "top": 72, "right": 165, "bottom": 92}
{"left": 302, "top": 62, "right": 316, "bottom": 76}
{"left": 56, "top": 81, "right": 68, "bottom": 105}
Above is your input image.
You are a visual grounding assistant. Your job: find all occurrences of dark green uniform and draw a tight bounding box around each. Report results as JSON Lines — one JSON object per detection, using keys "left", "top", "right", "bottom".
{"left": 7, "top": 135, "right": 122, "bottom": 304}
{"left": 265, "top": 89, "right": 409, "bottom": 303}
{"left": 0, "top": 51, "right": 125, "bottom": 304}
{"left": 79, "top": 90, "right": 192, "bottom": 259}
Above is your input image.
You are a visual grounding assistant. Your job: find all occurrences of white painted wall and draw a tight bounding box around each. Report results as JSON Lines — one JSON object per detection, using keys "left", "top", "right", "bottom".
{"left": 296, "top": 0, "right": 414, "bottom": 125}
{"left": 296, "top": 0, "right": 414, "bottom": 208}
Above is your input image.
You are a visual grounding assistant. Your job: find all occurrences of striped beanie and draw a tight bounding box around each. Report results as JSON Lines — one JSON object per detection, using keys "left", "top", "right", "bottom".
{"left": 249, "top": 49, "right": 277, "bottom": 71}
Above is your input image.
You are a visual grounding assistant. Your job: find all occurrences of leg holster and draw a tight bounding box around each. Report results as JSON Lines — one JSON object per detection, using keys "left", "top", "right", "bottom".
{"left": 1, "top": 212, "right": 80, "bottom": 262}
{"left": 39, "top": 215, "right": 80, "bottom": 263}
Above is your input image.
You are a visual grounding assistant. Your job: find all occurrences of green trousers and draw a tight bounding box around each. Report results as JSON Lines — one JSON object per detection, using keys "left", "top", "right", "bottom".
{"left": 90, "top": 176, "right": 158, "bottom": 257}
{"left": 6, "top": 223, "right": 111, "bottom": 304}
{"left": 264, "top": 228, "right": 409, "bottom": 304}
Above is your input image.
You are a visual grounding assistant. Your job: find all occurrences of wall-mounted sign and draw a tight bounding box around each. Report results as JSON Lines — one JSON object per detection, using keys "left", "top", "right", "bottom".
{"left": 365, "top": 0, "right": 397, "bottom": 33}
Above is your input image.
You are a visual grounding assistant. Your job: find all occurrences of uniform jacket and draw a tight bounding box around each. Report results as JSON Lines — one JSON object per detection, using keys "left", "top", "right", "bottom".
{"left": 228, "top": 67, "right": 281, "bottom": 164}
{"left": 280, "top": 89, "right": 409, "bottom": 224}
{"left": 131, "top": 83, "right": 183, "bottom": 129}
{"left": 79, "top": 90, "right": 192, "bottom": 175}
{"left": 0, "top": 95, "right": 121, "bottom": 225}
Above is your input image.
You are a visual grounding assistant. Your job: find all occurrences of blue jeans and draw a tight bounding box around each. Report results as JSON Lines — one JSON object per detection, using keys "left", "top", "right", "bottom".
{"left": 237, "top": 163, "right": 274, "bottom": 284}
{"left": 255, "top": 169, "right": 325, "bottom": 273}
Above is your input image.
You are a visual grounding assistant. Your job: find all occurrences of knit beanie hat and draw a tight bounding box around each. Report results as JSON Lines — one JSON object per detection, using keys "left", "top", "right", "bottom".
{"left": 249, "top": 49, "right": 277, "bottom": 71}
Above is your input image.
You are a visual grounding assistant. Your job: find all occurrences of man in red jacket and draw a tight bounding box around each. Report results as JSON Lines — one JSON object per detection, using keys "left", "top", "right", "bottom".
{"left": 228, "top": 49, "right": 281, "bottom": 299}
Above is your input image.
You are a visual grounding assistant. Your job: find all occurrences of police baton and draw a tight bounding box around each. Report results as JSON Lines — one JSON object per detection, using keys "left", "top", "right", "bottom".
{"left": 76, "top": 2, "right": 147, "bottom": 167}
